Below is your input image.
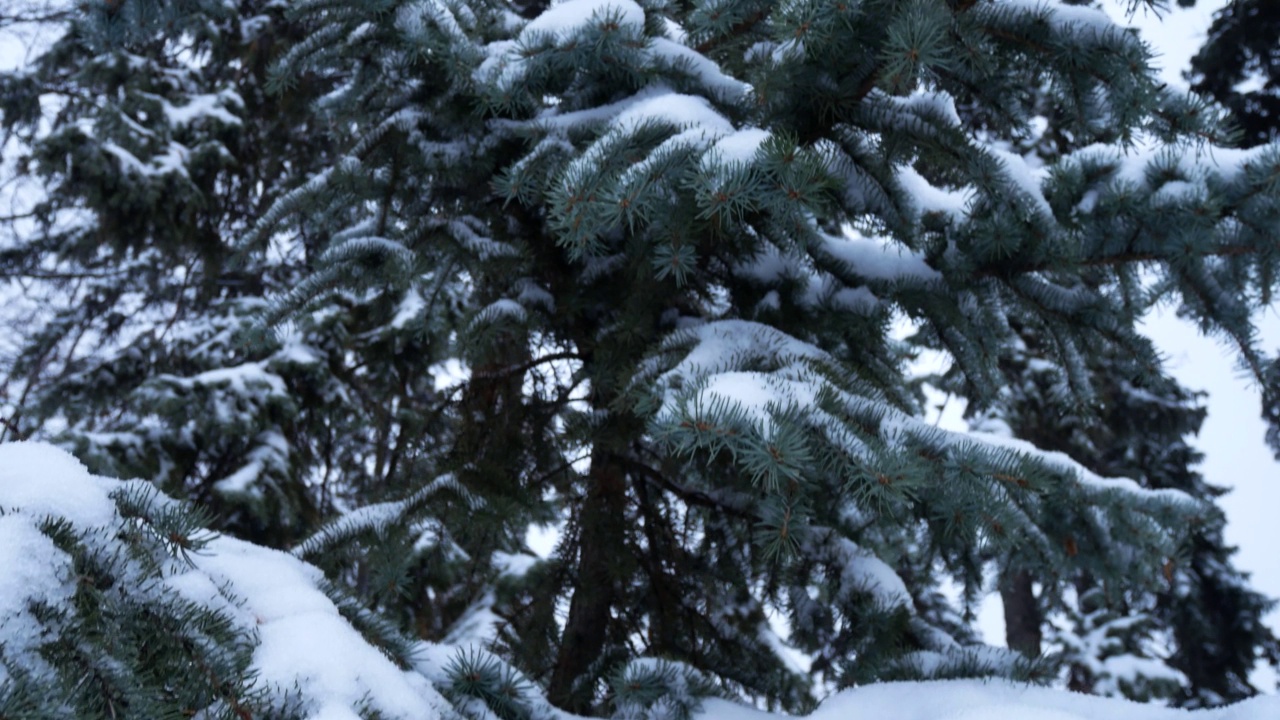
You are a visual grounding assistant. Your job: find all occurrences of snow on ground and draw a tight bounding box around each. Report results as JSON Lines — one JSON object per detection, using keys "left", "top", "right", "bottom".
{"left": 703, "top": 679, "right": 1280, "bottom": 720}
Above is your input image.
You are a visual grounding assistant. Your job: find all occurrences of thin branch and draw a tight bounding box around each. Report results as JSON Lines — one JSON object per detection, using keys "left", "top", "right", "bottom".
{"left": 626, "top": 457, "right": 758, "bottom": 523}
{"left": 693, "top": 9, "right": 769, "bottom": 56}
{"left": 470, "top": 350, "right": 584, "bottom": 381}
{"left": 0, "top": 269, "right": 131, "bottom": 280}
{"left": 988, "top": 239, "right": 1271, "bottom": 279}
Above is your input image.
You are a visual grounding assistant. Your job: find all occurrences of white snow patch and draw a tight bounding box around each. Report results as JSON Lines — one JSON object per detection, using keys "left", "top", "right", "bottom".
{"left": 819, "top": 229, "right": 941, "bottom": 284}
{"left": 649, "top": 36, "right": 750, "bottom": 101}
{"left": 521, "top": 0, "right": 644, "bottom": 43}
{"left": 896, "top": 165, "right": 971, "bottom": 220}
{"left": 194, "top": 537, "right": 451, "bottom": 719}
{"left": 151, "top": 89, "right": 244, "bottom": 127}
{"left": 989, "top": 146, "right": 1053, "bottom": 220}
{"left": 611, "top": 92, "right": 734, "bottom": 135}
{"left": 1068, "top": 140, "right": 1263, "bottom": 190}
{"left": 701, "top": 679, "right": 1280, "bottom": 720}
{"left": 493, "top": 550, "right": 540, "bottom": 577}
{"left": 177, "top": 361, "right": 288, "bottom": 396}
{"left": 0, "top": 442, "right": 118, "bottom": 526}
{"left": 0, "top": 516, "right": 73, "bottom": 671}
{"left": 706, "top": 127, "right": 771, "bottom": 166}
{"left": 810, "top": 678, "right": 1278, "bottom": 720}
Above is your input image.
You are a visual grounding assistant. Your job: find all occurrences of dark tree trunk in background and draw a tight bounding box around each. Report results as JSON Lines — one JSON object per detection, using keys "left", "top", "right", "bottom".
{"left": 547, "top": 443, "right": 629, "bottom": 713}
{"left": 1002, "top": 570, "right": 1042, "bottom": 658}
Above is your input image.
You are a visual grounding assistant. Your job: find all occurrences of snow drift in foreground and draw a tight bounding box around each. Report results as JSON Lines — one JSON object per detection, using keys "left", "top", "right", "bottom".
{"left": 704, "top": 680, "right": 1280, "bottom": 720}
{"left": 0, "top": 441, "right": 1276, "bottom": 719}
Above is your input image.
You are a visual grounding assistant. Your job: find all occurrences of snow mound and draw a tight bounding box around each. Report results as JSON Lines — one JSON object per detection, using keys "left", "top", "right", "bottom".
{"left": 0, "top": 442, "right": 118, "bottom": 526}
{"left": 702, "top": 680, "right": 1279, "bottom": 720}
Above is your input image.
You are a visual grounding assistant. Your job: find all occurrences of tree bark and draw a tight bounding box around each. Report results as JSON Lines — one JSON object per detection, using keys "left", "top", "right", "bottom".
{"left": 547, "top": 447, "right": 628, "bottom": 713}
{"left": 1001, "top": 569, "right": 1042, "bottom": 657}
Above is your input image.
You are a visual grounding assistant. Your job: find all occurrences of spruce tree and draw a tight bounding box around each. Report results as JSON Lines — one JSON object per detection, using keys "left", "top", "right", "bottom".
{"left": 4, "top": 0, "right": 1280, "bottom": 717}
{"left": 249, "top": 0, "right": 1280, "bottom": 712}
{"left": 928, "top": 10, "right": 1280, "bottom": 700}
{"left": 1188, "top": 0, "right": 1280, "bottom": 465}
{"left": 0, "top": 0, "right": 336, "bottom": 545}
{"left": 1188, "top": 0, "right": 1280, "bottom": 148}
{"left": 953, "top": 325, "right": 1280, "bottom": 706}
{"left": 0, "top": 0, "right": 504, "bottom": 645}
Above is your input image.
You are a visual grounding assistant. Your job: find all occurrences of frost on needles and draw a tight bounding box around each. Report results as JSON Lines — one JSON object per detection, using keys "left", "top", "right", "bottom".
{"left": 1, "top": 0, "right": 1280, "bottom": 718}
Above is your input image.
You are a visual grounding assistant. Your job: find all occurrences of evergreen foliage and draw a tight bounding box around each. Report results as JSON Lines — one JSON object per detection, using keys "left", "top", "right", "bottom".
{"left": 930, "top": 22, "right": 1280, "bottom": 700}
{"left": 0, "top": 442, "right": 558, "bottom": 720}
{"left": 1188, "top": 0, "right": 1280, "bottom": 148}
{"left": 0, "top": 450, "right": 271, "bottom": 719}
{"left": 2, "top": 0, "right": 1280, "bottom": 717}
{"left": 1187, "top": 0, "right": 1280, "bottom": 464}
{"left": 0, "top": 0, "right": 474, "bottom": 573}
{"left": 953, "top": 325, "right": 1280, "bottom": 706}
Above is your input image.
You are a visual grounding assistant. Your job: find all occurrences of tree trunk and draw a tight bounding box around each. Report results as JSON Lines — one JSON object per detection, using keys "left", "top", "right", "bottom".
{"left": 1001, "top": 569, "right": 1042, "bottom": 657}
{"left": 547, "top": 446, "right": 628, "bottom": 713}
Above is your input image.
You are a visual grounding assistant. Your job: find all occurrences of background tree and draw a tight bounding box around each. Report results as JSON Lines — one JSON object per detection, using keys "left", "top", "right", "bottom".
{"left": 0, "top": 0, "right": 503, "bottom": 643}
{"left": 1189, "top": 0, "right": 1280, "bottom": 148}
{"left": 1188, "top": 0, "right": 1280, "bottom": 479}
{"left": 924, "top": 3, "right": 1280, "bottom": 699}
{"left": 949, "top": 325, "right": 1280, "bottom": 706}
